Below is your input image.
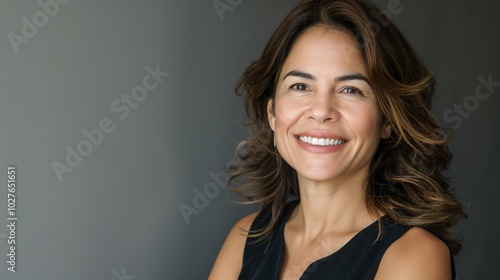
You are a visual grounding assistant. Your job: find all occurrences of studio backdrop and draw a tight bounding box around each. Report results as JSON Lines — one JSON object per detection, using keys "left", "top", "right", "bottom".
{"left": 0, "top": 0, "right": 498, "bottom": 279}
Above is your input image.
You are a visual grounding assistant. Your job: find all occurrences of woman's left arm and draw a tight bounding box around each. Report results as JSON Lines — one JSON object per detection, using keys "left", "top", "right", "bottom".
{"left": 375, "top": 227, "right": 453, "bottom": 280}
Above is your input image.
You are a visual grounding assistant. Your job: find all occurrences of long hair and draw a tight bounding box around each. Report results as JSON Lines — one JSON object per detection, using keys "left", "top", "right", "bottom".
{"left": 229, "top": 0, "right": 465, "bottom": 253}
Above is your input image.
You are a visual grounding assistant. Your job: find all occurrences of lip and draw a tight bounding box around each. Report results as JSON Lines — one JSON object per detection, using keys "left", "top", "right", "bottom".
{"left": 295, "top": 131, "right": 348, "bottom": 141}
{"left": 294, "top": 131, "right": 349, "bottom": 153}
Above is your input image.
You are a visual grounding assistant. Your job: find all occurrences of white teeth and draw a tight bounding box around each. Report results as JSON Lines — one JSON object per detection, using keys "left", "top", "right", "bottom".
{"left": 298, "top": 136, "right": 347, "bottom": 146}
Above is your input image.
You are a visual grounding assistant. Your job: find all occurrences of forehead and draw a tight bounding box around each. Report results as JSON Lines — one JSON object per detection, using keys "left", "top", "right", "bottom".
{"left": 280, "top": 26, "right": 366, "bottom": 77}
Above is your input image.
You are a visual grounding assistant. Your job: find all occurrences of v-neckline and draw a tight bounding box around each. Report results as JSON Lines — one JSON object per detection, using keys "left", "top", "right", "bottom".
{"left": 276, "top": 201, "right": 381, "bottom": 280}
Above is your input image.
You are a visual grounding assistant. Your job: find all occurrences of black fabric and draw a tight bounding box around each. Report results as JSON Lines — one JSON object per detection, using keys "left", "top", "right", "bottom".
{"left": 238, "top": 200, "right": 456, "bottom": 280}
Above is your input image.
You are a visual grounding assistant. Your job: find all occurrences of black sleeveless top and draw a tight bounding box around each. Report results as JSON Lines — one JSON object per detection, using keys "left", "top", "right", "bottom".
{"left": 238, "top": 200, "right": 456, "bottom": 279}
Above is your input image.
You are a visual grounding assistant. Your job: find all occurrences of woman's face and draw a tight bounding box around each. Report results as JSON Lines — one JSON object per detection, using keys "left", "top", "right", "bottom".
{"left": 268, "top": 26, "right": 391, "bottom": 186}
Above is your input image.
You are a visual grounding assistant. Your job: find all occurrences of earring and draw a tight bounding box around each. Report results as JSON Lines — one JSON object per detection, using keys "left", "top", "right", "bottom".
{"left": 274, "top": 138, "right": 276, "bottom": 147}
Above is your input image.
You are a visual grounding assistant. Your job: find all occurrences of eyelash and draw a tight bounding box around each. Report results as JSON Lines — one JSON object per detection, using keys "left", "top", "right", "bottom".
{"left": 289, "top": 84, "right": 364, "bottom": 96}
{"left": 290, "top": 83, "right": 309, "bottom": 91}
{"left": 341, "top": 86, "right": 363, "bottom": 96}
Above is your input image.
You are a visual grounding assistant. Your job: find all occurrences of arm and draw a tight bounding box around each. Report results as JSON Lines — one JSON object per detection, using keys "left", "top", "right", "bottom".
{"left": 375, "top": 227, "right": 452, "bottom": 280}
{"left": 208, "top": 212, "right": 259, "bottom": 280}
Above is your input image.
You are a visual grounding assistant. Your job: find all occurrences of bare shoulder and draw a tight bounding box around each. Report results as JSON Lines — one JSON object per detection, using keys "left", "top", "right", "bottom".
{"left": 375, "top": 227, "right": 452, "bottom": 280}
{"left": 208, "top": 212, "right": 259, "bottom": 280}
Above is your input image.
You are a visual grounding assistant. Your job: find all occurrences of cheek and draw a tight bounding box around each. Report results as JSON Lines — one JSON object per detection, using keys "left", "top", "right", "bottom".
{"left": 348, "top": 105, "right": 383, "bottom": 139}
{"left": 274, "top": 98, "right": 303, "bottom": 130}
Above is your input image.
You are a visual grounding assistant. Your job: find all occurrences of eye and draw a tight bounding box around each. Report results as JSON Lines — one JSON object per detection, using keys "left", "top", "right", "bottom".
{"left": 341, "top": 86, "right": 363, "bottom": 96}
{"left": 290, "top": 83, "right": 309, "bottom": 92}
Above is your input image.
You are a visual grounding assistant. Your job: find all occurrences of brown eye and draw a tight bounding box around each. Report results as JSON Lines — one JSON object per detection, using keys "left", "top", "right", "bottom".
{"left": 341, "top": 87, "right": 363, "bottom": 96}
{"left": 290, "top": 83, "right": 309, "bottom": 91}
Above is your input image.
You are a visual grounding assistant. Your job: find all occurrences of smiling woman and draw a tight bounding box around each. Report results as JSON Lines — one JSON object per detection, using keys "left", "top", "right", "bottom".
{"left": 269, "top": 27, "right": 389, "bottom": 188}
{"left": 209, "top": 0, "right": 465, "bottom": 279}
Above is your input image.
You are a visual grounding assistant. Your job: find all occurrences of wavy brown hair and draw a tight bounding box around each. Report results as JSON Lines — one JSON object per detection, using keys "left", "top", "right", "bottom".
{"left": 229, "top": 0, "right": 465, "bottom": 253}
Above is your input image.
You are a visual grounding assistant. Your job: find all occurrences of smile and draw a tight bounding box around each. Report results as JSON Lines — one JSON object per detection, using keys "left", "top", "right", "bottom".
{"left": 298, "top": 136, "right": 348, "bottom": 146}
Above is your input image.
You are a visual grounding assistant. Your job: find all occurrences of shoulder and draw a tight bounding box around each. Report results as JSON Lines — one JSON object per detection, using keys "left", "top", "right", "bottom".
{"left": 375, "top": 227, "right": 452, "bottom": 280}
{"left": 208, "top": 212, "right": 259, "bottom": 280}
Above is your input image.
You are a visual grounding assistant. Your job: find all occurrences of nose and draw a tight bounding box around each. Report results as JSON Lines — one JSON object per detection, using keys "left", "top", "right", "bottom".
{"left": 307, "top": 92, "right": 339, "bottom": 123}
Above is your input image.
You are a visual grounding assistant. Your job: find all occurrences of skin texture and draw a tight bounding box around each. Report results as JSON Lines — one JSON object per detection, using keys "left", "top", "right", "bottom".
{"left": 209, "top": 26, "right": 451, "bottom": 280}
{"left": 268, "top": 27, "right": 390, "bottom": 189}
{"left": 208, "top": 212, "right": 257, "bottom": 280}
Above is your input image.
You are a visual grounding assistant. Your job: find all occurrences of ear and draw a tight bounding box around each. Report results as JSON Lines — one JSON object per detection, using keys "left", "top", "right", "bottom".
{"left": 381, "top": 121, "right": 392, "bottom": 139}
{"left": 267, "top": 98, "right": 275, "bottom": 131}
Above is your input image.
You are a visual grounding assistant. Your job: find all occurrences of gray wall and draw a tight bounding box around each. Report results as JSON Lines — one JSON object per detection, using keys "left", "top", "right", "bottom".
{"left": 0, "top": 0, "right": 498, "bottom": 279}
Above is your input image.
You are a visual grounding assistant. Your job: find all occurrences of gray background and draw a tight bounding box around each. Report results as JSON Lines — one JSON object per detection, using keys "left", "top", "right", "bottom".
{"left": 0, "top": 0, "right": 498, "bottom": 279}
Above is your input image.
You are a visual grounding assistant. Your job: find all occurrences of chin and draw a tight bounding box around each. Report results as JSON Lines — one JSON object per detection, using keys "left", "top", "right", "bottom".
{"left": 296, "top": 169, "right": 343, "bottom": 183}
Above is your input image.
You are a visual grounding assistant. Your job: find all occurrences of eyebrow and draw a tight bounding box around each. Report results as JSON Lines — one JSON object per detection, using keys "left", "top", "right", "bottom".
{"left": 282, "top": 70, "right": 371, "bottom": 85}
{"left": 283, "top": 70, "right": 316, "bottom": 81}
{"left": 334, "top": 74, "right": 371, "bottom": 85}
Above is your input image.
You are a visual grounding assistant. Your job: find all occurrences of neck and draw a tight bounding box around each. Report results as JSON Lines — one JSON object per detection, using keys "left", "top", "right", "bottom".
{"left": 290, "top": 173, "right": 377, "bottom": 240}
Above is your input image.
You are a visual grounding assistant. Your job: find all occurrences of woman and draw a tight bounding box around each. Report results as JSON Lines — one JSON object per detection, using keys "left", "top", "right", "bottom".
{"left": 209, "top": 0, "right": 465, "bottom": 279}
